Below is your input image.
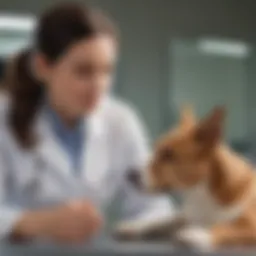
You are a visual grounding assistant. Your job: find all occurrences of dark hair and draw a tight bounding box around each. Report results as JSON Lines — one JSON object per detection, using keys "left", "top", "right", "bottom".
{"left": 7, "top": 2, "right": 117, "bottom": 148}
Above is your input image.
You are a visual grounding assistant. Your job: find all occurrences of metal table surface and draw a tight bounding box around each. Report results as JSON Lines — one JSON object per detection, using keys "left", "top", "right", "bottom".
{"left": 1, "top": 241, "right": 256, "bottom": 256}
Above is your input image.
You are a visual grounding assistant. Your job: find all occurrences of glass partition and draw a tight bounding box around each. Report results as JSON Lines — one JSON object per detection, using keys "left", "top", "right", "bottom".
{"left": 169, "top": 38, "right": 254, "bottom": 155}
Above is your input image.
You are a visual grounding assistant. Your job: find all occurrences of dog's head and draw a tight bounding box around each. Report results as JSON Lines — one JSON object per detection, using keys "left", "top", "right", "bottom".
{"left": 143, "top": 105, "right": 226, "bottom": 192}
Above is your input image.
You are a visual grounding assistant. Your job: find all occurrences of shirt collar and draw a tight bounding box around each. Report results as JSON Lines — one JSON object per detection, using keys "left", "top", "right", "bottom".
{"left": 44, "top": 104, "right": 85, "bottom": 139}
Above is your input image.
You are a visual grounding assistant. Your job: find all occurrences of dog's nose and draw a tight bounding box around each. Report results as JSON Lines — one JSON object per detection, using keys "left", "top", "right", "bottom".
{"left": 127, "top": 169, "right": 143, "bottom": 189}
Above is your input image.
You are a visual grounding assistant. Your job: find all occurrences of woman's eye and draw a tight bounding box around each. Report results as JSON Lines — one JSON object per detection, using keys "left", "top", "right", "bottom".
{"left": 161, "top": 149, "right": 174, "bottom": 161}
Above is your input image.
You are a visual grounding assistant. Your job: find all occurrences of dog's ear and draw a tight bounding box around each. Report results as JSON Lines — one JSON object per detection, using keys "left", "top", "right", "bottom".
{"left": 195, "top": 106, "right": 226, "bottom": 148}
{"left": 180, "top": 104, "right": 196, "bottom": 128}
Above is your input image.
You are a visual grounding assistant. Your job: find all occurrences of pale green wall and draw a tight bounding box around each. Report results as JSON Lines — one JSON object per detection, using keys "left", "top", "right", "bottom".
{"left": 0, "top": 0, "right": 255, "bottom": 140}
{"left": 246, "top": 50, "right": 256, "bottom": 145}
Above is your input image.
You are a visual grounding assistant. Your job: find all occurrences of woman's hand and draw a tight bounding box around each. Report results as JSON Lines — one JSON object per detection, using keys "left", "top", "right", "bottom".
{"left": 12, "top": 200, "right": 103, "bottom": 244}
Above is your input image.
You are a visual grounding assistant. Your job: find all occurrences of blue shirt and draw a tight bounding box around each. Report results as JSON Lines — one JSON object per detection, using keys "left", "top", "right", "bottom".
{"left": 46, "top": 106, "right": 85, "bottom": 174}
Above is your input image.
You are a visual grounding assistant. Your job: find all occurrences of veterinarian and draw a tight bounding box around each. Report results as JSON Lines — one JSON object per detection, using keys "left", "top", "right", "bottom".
{"left": 0, "top": 2, "right": 173, "bottom": 244}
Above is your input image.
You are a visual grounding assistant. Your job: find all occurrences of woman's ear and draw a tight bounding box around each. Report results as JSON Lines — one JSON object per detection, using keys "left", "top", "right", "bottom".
{"left": 195, "top": 106, "right": 226, "bottom": 148}
{"left": 32, "top": 52, "right": 51, "bottom": 83}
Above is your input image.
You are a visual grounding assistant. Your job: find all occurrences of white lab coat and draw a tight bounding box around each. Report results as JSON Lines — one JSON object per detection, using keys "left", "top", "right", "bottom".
{"left": 0, "top": 95, "right": 174, "bottom": 242}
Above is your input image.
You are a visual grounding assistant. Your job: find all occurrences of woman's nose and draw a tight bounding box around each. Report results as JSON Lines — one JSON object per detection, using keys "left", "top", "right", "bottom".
{"left": 126, "top": 169, "right": 143, "bottom": 189}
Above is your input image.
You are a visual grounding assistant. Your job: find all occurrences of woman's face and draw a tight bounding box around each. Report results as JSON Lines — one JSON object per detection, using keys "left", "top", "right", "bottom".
{"left": 36, "top": 35, "right": 117, "bottom": 118}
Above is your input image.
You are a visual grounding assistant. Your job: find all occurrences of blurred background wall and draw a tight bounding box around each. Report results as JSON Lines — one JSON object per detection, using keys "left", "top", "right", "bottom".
{"left": 0, "top": 0, "right": 255, "bottom": 152}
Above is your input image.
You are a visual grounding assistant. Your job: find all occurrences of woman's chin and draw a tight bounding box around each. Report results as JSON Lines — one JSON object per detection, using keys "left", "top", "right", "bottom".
{"left": 78, "top": 103, "right": 98, "bottom": 116}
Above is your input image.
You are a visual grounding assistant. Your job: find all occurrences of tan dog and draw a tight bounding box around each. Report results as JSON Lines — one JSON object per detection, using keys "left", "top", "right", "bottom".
{"left": 115, "top": 106, "right": 256, "bottom": 250}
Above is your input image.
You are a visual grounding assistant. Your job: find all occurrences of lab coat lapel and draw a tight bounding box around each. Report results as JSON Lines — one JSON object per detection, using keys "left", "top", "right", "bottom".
{"left": 36, "top": 112, "right": 72, "bottom": 180}
{"left": 82, "top": 104, "right": 110, "bottom": 190}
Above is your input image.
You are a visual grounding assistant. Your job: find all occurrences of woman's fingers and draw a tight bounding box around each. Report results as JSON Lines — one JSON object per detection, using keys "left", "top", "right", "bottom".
{"left": 61, "top": 200, "right": 103, "bottom": 242}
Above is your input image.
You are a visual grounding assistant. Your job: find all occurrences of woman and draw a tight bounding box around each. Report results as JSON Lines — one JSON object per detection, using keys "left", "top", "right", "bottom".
{"left": 0, "top": 2, "right": 173, "bottom": 244}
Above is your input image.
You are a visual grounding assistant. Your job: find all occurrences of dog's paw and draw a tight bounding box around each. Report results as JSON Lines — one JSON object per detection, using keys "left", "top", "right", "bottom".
{"left": 175, "top": 227, "right": 214, "bottom": 251}
{"left": 113, "top": 220, "right": 145, "bottom": 241}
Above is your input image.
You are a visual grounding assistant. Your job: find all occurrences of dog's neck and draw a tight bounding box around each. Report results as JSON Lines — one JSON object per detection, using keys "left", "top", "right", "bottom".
{"left": 206, "top": 145, "right": 253, "bottom": 206}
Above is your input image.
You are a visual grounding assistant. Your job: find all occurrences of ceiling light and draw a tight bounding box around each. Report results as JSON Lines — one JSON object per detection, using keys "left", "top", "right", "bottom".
{"left": 197, "top": 38, "right": 251, "bottom": 58}
{"left": 0, "top": 14, "right": 35, "bottom": 32}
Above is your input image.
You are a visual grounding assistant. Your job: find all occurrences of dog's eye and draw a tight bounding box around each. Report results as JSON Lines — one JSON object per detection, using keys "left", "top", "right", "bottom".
{"left": 160, "top": 149, "right": 174, "bottom": 161}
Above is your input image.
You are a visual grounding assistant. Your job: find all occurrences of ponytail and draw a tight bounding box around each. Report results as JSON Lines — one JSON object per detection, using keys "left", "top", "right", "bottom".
{"left": 7, "top": 49, "right": 44, "bottom": 148}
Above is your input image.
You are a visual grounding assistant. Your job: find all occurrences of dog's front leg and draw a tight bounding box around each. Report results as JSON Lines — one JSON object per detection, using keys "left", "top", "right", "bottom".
{"left": 113, "top": 213, "right": 187, "bottom": 241}
{"left": 175, "top": 226, "right": 213, "bottom": 251}
{"left": 174, "top": 219, "right": 256, "bottom": 251}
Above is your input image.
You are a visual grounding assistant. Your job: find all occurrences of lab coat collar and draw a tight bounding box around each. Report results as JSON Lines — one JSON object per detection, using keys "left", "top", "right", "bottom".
{"left": 87, "top": 106, "right": 105, "bottom": 139}
{"left": 86, "top": 95, "right": 111, "bottom": 138}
